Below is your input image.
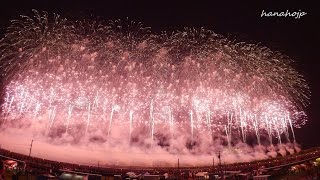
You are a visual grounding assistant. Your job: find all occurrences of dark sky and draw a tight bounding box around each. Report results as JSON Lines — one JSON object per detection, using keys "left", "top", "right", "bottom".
{"left": 0, "top": 0, "right": 319, "bottom": 149}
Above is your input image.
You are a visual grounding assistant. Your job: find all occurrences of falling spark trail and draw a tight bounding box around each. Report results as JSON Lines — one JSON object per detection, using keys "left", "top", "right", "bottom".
{"left": 7, "top": 96, "right": 14, "bottom": 115}
{"left": 190, "top": 110, "right": 194, "bottom": 140}
{"left": 129, "top": 110, "right": 133, "bottom": 141}
{"left": 253, "top": 114, "right": 261, "bottom": 146}
{"left": 33, "top": 102, "right": 41, "bottom": 118}
{"left": 108, "top": 105, "right": 115, "bottom": 137}
{"left": 282, "top": 117, "right": 290, "bottom": 142}
{"left": 169, "top": 107, "right": 174, "bottom": 136}
{"left": 86, "top": 102, "right": 91, "bottom": 134}
{"left": 273, "top": 118, "right": 282, "bottom": 144}
{"left": 92, "top": 92, "right": 99, "bottom": 112}
{"left": 226, "top": 112, "right": 233, "bottom": 147}
{"left": 102, "top": 99, "right": 107, "bottom": 123}
{"left": 287, "top": 114, "right": 296, "bottom": 142}
{"left": 265, "top": 116, "right": 273, "bottom": 144}
{"left": 66, "top": 105, "right": 73, "bottom": 133}
{"left": 239, "top": 109, "right": 246, "bottom": 143}
{"left": 206, "top": 110, "right": 211, "bottom": 133}
{"left": 150, "top": 99, "right": 154, "bottom": 140}
{"left": 48, "top": 106, "right": 56, "bottom": 132}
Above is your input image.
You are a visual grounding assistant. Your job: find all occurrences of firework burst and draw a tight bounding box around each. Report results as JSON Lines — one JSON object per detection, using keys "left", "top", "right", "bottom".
{"left": 0, "top": 10, "right": 310, "bottom": 154}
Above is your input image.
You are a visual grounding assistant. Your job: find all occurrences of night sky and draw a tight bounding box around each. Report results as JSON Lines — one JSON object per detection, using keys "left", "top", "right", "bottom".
{"left": 0, "top": 0, "right": 319, "bottom": 149}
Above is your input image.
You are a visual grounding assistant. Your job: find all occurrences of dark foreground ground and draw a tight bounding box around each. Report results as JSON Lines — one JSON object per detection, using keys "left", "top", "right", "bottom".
{"left": 1, "top": 146, "right": 320, "bottom": 179}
